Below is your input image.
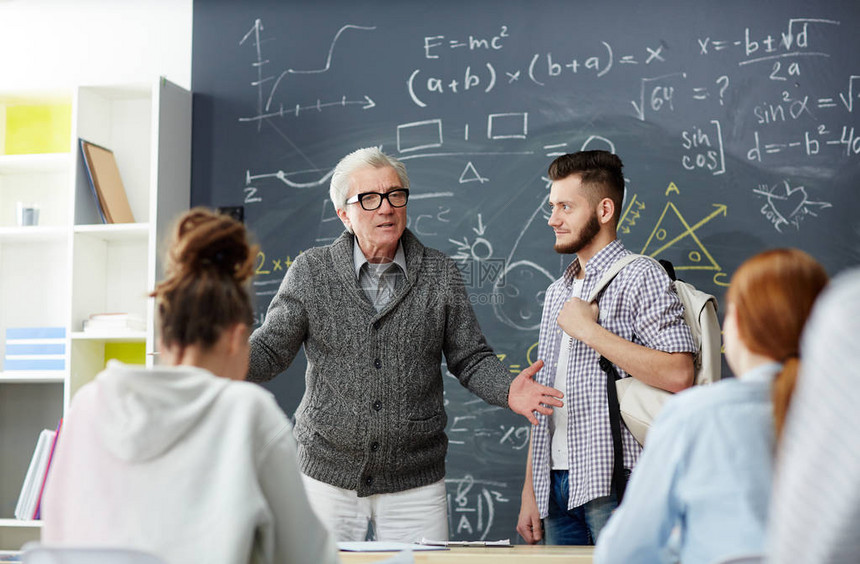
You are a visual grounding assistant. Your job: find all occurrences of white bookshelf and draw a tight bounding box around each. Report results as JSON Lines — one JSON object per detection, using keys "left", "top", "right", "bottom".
{"left": 69, "top": 332, "right": 147, "bottom": 341}
{"left": 0, "top": 226, "right": 67, "bottom": 243}
{"left": 0, "top": 519, "right": 41, "bottom": 555}
{"left": 0, "top": 152, "right": 71, "bottom": 230}
{"left": 0, "top": 78, "right": 191, "bottom": 550}
{"left": 73, "top": 222, "right": 150, "bottom": 240}
{"left": 0, "top": 153, "right": 70, "bottom": 175}
{"left": 0, "top": 373, "right": 65, "bottom": 384}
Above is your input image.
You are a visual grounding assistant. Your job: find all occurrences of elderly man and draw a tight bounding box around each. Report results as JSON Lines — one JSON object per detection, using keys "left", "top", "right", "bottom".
{"left": 248, "top": 147, "right": 562, "bottom": 543}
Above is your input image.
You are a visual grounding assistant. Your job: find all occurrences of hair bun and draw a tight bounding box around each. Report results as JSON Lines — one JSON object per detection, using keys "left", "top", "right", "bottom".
{"left": 165, "top": 208, "right": 257, "bottom": 285}
{"left": 152, "top": 207, "right": 258, "bottom": 351}
{"left": 195, "top": 239, "right": 248, "bottom": 280}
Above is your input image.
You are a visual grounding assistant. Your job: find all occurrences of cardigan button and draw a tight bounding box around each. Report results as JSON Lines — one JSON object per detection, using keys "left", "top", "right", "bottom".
{"left": 373, "top": 321, "right": 381, "bottom": 330}
{"left": 365, "top": 476, "right": 373, "bottom": 486}
{"left": 373, "top": 400, "right": 382, "bottom": 411}
{"left": 374, "top": 358, "right": 382, "bottom": 369}
{"left": 370, "top": 442, "right": 380, "bottom": 452}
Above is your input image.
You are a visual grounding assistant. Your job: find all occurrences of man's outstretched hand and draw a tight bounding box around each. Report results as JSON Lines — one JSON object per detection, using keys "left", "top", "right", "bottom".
{"left": 508, "top": 360, "right": 564, "bottom": 425}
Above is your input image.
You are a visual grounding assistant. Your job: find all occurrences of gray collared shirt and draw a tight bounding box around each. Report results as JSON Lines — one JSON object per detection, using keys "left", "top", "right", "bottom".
{"left": 352, "top": 240, "right": 407, "bottom": 311}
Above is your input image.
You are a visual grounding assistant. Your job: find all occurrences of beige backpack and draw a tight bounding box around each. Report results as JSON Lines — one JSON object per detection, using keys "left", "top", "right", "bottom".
{"left": 587, "top": 254, "right": 722, "bottom": 446}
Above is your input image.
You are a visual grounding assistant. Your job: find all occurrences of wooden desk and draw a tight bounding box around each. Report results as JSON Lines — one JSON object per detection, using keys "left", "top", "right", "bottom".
{"left": 340, "top": 545, "right": 594, "bottom": 563}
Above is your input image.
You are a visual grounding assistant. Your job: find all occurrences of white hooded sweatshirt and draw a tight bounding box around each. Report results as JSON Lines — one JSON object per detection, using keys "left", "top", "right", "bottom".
{"left": 42, "top": 361, "right": 340, "bottom": 564}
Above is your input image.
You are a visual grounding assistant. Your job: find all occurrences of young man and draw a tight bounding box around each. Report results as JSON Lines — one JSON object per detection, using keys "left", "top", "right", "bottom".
{"left": 517, "top": 150, "right": 696, "bottom": 545}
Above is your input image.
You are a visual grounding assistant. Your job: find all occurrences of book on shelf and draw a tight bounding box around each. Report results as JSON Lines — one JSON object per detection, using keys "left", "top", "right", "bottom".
{"left": 0, "top": 550, "right": 22, "bottom": 563}
{"left": 79, "top": 139, "right": 135, "bottom": 224}
{"left": 14, "top": 419, "right": 62, "bottom": 521}
{"left": 3, "top": 327, "right": 66, "bottom": 372}
{"left": 32, "top": 418, "right": 62, "bottom": 520}
{"left": 82, "top": 313, "right": 146, "bottom": 334}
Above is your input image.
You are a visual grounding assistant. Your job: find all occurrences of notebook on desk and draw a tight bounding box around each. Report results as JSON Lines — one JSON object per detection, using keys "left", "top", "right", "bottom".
{"left": 338, "top": 542, "right": 445, "bottom": 552}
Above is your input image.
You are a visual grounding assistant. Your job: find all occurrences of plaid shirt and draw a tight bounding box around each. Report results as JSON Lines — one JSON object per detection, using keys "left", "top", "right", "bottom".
{"left": 531, "top": 239, "right": 696, "bottom": 514}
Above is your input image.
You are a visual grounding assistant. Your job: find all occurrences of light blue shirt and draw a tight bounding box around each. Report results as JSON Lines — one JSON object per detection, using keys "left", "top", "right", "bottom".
{"left": 594, "top": 363, "right": 780, "bottom": 564}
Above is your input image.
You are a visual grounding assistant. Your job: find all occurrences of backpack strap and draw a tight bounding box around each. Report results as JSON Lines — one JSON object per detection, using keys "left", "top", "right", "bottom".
{"left": 586, "top": 254, "right": 642, "bottom": 304}
{"left": 588, "top": 253, "right": 643, "bottom": 504}
{"left": 600, "top": 355, "right": 629, "bottom": 502}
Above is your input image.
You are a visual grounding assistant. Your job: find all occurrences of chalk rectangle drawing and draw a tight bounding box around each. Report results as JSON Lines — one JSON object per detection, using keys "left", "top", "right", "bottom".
{"left": 397, "top": 119, "right": 444, "bottom": 153}
{"left": 488, "top": 112, "right": 528, "bottom": 139}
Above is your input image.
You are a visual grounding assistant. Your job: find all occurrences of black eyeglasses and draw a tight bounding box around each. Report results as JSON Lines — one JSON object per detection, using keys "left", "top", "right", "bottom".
{"left": 346, "top": 188, "right": 409, "bottom": 211}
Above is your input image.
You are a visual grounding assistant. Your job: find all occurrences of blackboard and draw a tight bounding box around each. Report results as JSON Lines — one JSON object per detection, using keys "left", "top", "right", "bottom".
{"left": 191, "top": 0, "right": 860, "bottom": 542}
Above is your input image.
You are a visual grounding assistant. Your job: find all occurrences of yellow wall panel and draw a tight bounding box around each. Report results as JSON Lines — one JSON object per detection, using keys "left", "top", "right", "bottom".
{"left": 3, "top": 104, "right": 71, "bottom": 155}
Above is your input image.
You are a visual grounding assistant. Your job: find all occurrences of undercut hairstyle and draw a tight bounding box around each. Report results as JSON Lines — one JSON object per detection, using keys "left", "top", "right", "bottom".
{"left": 727, "top": 248, "right": 829, "bottom": 442}
{"left": 547, "top": 150, "right": 625, "bottom": 223}
{"left": 151, "top": 208, "right": 258, "bottom": 351}
{"left": 329, "top": 147, "right": 410, "bottom": 212}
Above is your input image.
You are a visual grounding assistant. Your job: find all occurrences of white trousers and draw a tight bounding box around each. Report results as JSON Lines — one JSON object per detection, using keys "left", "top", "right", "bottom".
{"left": 301, "top": 474, "right": 449, "bottom": 543}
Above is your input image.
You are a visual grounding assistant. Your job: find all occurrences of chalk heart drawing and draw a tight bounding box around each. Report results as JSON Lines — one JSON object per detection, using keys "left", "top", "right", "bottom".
{"left": 771, "top": 181, "right": 810, "bottom": 221}
{"left": 754, "top": 179, "right": 832, "bottom": 233}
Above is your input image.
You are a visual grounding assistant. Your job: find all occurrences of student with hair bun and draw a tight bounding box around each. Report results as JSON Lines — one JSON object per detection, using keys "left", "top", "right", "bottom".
{"left": 42, "top": 208, "right": 340, "bottom": 564}
{"left": 595, "top": 248, "right": 828, "bottom": 564}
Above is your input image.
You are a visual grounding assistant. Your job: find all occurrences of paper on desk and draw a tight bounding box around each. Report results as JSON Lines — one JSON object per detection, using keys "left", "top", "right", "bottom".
{"left": 370, "top": 549, "right": 416, "bottom": 564}
{"left": 419, "top": 538, "right": 512, "bottom": 547}
{"left": 338, "top": 541, "right": 445, "bottom": 552}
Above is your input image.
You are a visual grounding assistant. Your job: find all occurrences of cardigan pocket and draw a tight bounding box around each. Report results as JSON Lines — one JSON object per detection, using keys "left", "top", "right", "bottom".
{"left": 294, "top": 403, "right": 362, "bottom": 455}
{"left": 404, "top": 410, "right": 445, "bottom": 429}
{"left": 396, "top": 411, "right": 448, "bottom": 471}
{"left": 404, "top": 393, "right": 445, "bottom": 423}
{"left": 401, "top": 410, "right": 447, "bottom": 444}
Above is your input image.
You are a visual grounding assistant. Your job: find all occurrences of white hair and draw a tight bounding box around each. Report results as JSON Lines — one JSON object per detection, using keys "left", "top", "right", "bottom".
{"left": 329, "top": 147, "right": 410, "bottom": 213}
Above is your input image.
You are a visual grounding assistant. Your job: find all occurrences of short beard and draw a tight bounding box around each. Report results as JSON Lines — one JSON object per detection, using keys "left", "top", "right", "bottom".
{"left": 554, "top": 214, "right": 601, "bottom": 254}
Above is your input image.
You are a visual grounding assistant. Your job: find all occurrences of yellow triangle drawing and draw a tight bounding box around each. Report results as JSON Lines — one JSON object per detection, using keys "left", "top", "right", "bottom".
{"left": 640, "top": 202, "right": 721, "bottom": 271}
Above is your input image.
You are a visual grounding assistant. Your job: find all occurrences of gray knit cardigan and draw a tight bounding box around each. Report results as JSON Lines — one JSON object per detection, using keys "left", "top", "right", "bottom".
{"left": 248, "top": 229, "right": 514, "bottom": 496}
